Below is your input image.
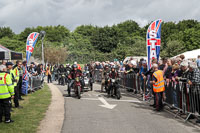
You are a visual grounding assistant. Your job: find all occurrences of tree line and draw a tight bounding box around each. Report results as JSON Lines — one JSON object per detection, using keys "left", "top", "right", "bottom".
{"left": 0, "top": 19, "right": 200, "bottom": 64}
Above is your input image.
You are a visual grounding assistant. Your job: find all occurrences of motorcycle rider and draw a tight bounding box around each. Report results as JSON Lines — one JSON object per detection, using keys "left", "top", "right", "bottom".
{"left": 53, "top": 65, "right": 58, "bottom": 81}
{"left": 101, "top": 65, "right": 110, "bottom": 92}
{"left": 108, "top": 66, "right": 119, "bottom": 97}
{"left": 65, "top": 64, "right": 71, "bottom": 72}
{"left": 57, "top": 64, "right": 65, "bottom": 85}
{"left": 65, "top": 64, "right": 71, "bottom": 84}
{"left": 68, "top": 64, "right": 84, "bottom": 96}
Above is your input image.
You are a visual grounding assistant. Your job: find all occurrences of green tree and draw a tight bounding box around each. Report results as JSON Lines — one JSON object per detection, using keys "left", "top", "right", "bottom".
{"left": 161, "top": 40, "right": 185, "bottom": 57}
{"left": 0, "top": 37, "right": 25, "bottom": 52}
{"left": 0, "top": 27, "right": 14, "bottom": 39}
{"left": 182, "top": 28, "right": 200, "bottom": 50}
{"left": 91, "top": 26, "right": 119, "bottom": 53}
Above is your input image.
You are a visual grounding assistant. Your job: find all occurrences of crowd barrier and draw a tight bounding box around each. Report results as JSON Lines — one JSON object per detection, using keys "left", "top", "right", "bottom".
{"left": 94, "top": 69, "right": 103, "bottom": 82}
{"left": 28, "top": 75, "right": 43, "bottom": 91}
{"left": 93, "top": 70, "right": 200, "bottom": 122}
{"left": 165, "top": 81, "right": 200, "bottom": 121}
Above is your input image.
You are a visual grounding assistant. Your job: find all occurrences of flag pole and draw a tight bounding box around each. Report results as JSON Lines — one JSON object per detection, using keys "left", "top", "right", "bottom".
{"left": 40, "top": 31, "right": 46, "bottom": 70}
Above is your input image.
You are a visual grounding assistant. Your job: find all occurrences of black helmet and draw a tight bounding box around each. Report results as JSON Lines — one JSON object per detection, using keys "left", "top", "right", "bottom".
{"left": 111, "top": 65, "right": 116, "bottom": 69}
{"left": 105, "top": 65, "right": 109, "bottom": 68}
{"left": 72, "top": 64, "right": 78, "bottom": 68}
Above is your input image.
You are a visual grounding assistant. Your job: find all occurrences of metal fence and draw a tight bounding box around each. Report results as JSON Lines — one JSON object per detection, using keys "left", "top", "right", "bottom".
{"left": 94, "top": 69, "right": 103, "bottom": 82}
{"left": 93, "top": 70, "right": 200, "bottom": 122}
{"left": 165, "top": 81, "right": 200, "bottom": 121}
{"left": 28, "top": 75, "right": 44, "bottom": 92}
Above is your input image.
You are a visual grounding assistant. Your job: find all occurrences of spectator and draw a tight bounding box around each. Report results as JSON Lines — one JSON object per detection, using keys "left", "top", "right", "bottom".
{"left": 28, "top": 62, "right": 37, "bottom": 76}
{"left": 159, "top": 58, "right": 167, "bottom": 70}
{"left": 119, "top": 64, "right": 126, "bottom": 72}
{"left": 180, "top": 55, "right": 185, "bottom": 60}
{"left": 46, "top": 64, "right": 52, "bottom": 83}
{"left": 125, "top": 60, "right": 139, "bottom": 74}
{"left": 187, "top": 62, "right": 200, "bottom": 122}
{"left": 158, "top": 60, "right": 163, "bottom": 70}
{"left": 139, "top": 61, "right": 147, "bottom": 93}
{"left": 36, "top": 64, "right": 43, "bottom": 75}
{"left": 196, "top": 55, "right": 200, "bottom": 69}
{"left": 164, "top": 59, "right": 173, "bottom": 86}
{"left": 171, "top": 64, "right": 180, "bottom": 108}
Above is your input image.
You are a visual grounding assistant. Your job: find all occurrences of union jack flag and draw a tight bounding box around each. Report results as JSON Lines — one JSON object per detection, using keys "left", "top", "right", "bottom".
{"left": 26, "top": 32, "right": 39, "bottom": 63}
{"left": 23, "top": 67, "right": 28, "bottom": 81}
{"left": 22, "top": 65, "right": 29, "bottom": 95}
{"left": 146, "top": 19, "right": 162, "bottom": 70}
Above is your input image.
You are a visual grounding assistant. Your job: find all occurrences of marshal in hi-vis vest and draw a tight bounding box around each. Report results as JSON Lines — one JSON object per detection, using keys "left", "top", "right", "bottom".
{"left": 0, "top": 72, "right": 15, "bottom": 99}
{"left": 153, "top": 70, "right": 165, "bottom": 93}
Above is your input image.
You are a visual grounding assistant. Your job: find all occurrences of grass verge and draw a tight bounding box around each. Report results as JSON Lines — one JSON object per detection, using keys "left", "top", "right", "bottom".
{"left": 0, "top": 83, "right": 51, "bottom": 133}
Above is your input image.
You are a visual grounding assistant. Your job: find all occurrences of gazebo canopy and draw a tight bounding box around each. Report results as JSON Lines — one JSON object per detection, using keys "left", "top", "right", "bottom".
{"left": 0, "top": 45, "right": 23, "bottom": 60}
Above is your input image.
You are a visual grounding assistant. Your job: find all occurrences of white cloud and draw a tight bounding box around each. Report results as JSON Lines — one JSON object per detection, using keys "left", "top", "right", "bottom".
{"left": 0, "top": 0, "right": 200, "bottom": 33}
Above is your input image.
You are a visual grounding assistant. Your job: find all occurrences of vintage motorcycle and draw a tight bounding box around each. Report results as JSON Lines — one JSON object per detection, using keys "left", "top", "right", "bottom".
{"left": 68, "top": 76, "right": 82, "bottom": 99}
{"left": 65, "top": 70, "right": 70, "bottom": 85}
{"left": 108, "top": 78, "right": 121, "bottom": 100}
{"left": 58, "top": 73, "right": 65, "bottom": 86}
{"left": 83, "top": 71, "right": 93, "bottom": 91}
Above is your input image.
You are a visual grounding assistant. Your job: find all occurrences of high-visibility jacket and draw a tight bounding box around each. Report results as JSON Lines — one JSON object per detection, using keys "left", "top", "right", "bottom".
{"left": 13, "top": 67, "right": 19, "bottom": 83}
{"left": 153, "top": 70, "right": 165, "bottom": 93}
{"left": 46, "top": 67, "right": 51, "bottom": 76}
{"left": 10, "top": 69, "right": 17, "bottom": 87}
{"left": 0, "top": 72, "right": 15, "bottom": 99}
{"left": 50, "top": 66, "right": 54, "bottom": 72}
{"left": 19, "top": 68, "right": 23, "bottom": 77}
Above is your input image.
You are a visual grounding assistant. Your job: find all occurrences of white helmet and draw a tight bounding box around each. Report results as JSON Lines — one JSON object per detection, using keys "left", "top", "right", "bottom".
{"left": 180, "top": 61, "right": 188, "bottom": 67}
{"left": 130, "top": 60, "right": 137, "bottom": 66}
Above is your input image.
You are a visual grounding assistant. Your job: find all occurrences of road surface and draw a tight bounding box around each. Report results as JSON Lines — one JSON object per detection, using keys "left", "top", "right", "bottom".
{"left": 55, "top": 82, "right": 200, "bottom": 133}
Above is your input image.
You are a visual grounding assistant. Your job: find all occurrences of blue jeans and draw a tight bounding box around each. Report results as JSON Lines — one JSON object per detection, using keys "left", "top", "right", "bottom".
{"left": 51, "top": 74, "right": 55, "bottom": 81}
{"left": 173, "top": 89, "right": 178, "bottom": 107}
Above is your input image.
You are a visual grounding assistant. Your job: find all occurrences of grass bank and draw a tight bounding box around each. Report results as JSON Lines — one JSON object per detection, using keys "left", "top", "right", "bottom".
{"left": 0, "top": 83, "right": 51, "bottom": 133}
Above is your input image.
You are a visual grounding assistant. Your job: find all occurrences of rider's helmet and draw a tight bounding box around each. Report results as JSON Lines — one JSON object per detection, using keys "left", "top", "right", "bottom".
{"left": 105, "top": 64, "right": 109, "bottom": 69}
{"left": 72, "top": 64, "right": 78, "bottom": 70}
{"left": 111, "top": 65, "right": 116, "bottom": 71}
{"left": 60, "top": 64, "right": 64, "bottom": 68}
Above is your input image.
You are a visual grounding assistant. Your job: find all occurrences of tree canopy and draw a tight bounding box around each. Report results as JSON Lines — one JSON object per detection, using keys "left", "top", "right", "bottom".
{"left": 1, "top": 19, "right": 200, "bottom": 63}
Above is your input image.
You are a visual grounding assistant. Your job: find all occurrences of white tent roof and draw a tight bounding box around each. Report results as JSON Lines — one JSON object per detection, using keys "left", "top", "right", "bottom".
{"left": 0, "top": 45, "right": 10, "bottom": 60}
{"left": 172, "top": 49, "right": 200, "bottom": 60}
{"left": 123, "top": 56, "right": 147, "bottom": 63}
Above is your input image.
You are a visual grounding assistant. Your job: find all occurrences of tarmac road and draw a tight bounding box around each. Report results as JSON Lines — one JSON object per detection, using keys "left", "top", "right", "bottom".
{"left": 55, "top": 82, "right": 200, "bottom": 133}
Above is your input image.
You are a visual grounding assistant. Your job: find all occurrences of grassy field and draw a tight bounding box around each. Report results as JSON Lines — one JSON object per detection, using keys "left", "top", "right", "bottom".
{"left": 0, "top": 84, "right": 51, "bottom": 133}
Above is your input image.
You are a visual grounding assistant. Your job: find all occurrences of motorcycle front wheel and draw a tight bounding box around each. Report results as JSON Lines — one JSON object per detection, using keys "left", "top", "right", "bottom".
{"left": 68, "top": 84, "right": 71, "bottom": 96}
{"left": 116, "top": 88, "right": 121, "bottom": 100}
{"left": 77, "top": 86, "right": 81, "bottom": 99}
{"left": 90, "top": 83, "right": 93, "bottom": 91}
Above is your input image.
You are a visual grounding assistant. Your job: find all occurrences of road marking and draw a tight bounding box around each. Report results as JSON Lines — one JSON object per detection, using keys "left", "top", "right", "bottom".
{"left": 88, "top": 94, "right": 91, "bottom": 97}
{"left": 65, "top": 97, "right": 141, "bottom": 104}
{"left": 81, "top": 98, "right": 99, "bottom": 101}
{"left": 98, "top": 97, "right": 117, "bottom": 109}
{"left": 93, "top": 94, "right": 99, "bottom": 97}
{"left": 107, "top": 99, "right": 141, "bottom": 103}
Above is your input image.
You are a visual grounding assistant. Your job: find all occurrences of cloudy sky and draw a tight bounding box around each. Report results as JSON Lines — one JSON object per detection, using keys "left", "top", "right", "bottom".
{"left": 0, "top": 0, "right": 199, "bottom": 33}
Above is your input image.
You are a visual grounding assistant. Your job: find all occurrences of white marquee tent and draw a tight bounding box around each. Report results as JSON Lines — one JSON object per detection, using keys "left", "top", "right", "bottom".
{"left": 172, "top": 49, "right": 200, "bottom": 60}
